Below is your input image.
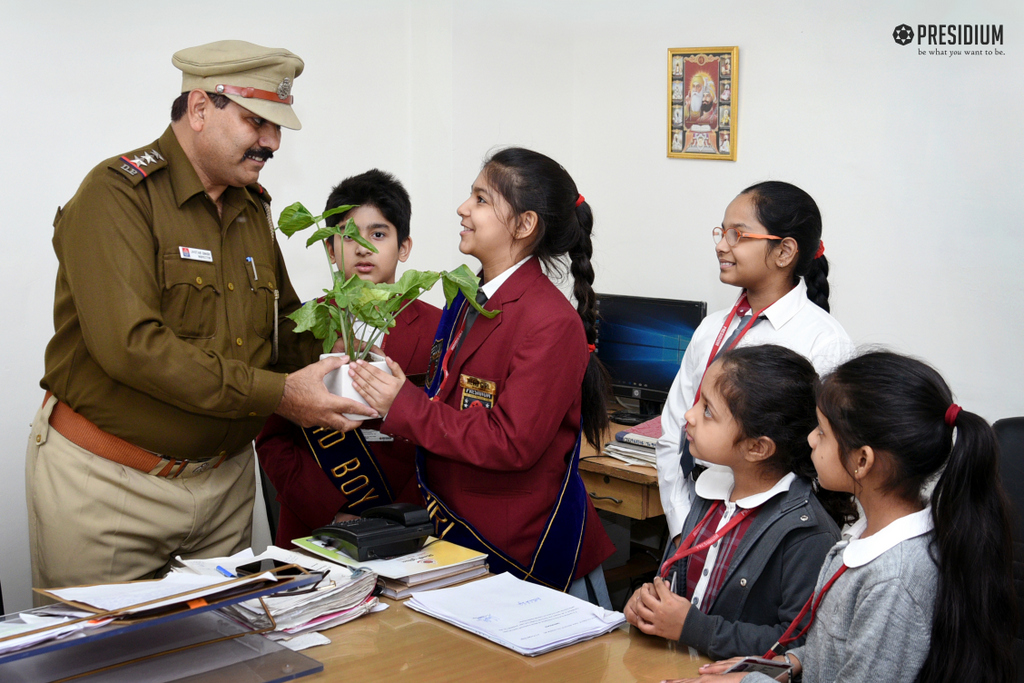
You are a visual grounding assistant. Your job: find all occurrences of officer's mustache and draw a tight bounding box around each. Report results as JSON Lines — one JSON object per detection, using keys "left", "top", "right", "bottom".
{"left": 243, "top": 147, "right": 274, "bottom": 162}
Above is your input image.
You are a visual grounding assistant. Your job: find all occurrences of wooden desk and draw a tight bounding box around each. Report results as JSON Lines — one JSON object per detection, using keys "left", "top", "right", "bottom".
{"left": 580, "top": 423, "right": 663, "bottom": 520}
{"left": 303, "top": 597, "right": 710, "bottom": 682}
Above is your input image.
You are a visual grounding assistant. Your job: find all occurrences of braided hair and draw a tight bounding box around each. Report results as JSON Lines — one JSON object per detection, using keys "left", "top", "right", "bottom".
{"left": 481, "top": 147, "right": 609, "bottom": 448}
{"left": 740, "top": 181, "right": 831, "bottom": 312}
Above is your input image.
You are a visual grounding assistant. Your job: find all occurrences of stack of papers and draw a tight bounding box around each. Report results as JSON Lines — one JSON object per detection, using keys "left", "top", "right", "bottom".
{"left": 603, "top": 441, "right": 657, "bottom": 467}
{"left": 173, "top": 547, "right": 377, "bottom": 641}
{"left": 295, "top": 536, "right": 487, "bottom": 599}
{"left": 0, "top": 609, "right": 111, "bottom": 656}
{"left": 604, "top": 415, "right": 660, "bottom": 467}
{"left": 405, "top": 572, "right": 625, "bottom": 656}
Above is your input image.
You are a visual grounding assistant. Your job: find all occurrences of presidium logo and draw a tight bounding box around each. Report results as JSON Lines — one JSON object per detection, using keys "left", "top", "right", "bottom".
{"left": 892, "top": 23, "right": 1005, "bottom": 55}
{"left": 893, "top": 24, "right": 914, "bottom": 45}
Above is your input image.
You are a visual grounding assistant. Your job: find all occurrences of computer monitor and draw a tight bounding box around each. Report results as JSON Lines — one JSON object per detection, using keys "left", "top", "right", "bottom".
{"left": 595, "top": 294, "right": 707, "bottom": 423}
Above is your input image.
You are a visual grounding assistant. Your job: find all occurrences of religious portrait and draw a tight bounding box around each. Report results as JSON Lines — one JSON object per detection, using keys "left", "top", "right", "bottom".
{"left": 667, "top": 46, "right": 737, "bottom": 160}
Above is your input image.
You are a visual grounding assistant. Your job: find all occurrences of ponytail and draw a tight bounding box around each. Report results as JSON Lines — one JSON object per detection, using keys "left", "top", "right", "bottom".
{"left": 803, "top": 254, "right": 831, "bottom": 313}
{"left": 817, "top": 351, "right": 1017, "bottom": 683}
{"left": 917, "top": 410, "right": 1016, "bottom": 683}
{"left": 741, "top": 181, "right": 831, "bottom": 312}
{"left": 482, "top": 148, "right": 609, "bottom": 448}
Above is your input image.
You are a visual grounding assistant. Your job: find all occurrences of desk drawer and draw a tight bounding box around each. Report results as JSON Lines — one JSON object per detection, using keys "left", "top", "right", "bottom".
{"left": 582, "top": 470, "right": 653, "bottom": 519}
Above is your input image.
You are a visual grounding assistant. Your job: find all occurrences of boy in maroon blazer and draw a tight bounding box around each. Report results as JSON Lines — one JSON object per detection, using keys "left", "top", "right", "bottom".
{"left": 256, "top": 170, "right": 441, "bottom": 548}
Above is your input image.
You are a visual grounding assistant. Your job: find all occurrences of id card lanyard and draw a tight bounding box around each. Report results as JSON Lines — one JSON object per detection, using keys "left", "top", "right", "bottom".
{"left": 659, "top": 501, "right": 758, "bottom": 579}
{"left": 764, "top": 563, "right": 849, "bottom": 658}
{"left": 693, "top": 292, "right": 770, "bottom": 404}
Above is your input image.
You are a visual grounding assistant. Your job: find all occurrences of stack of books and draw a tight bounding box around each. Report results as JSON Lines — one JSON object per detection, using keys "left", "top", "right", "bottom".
{"left": 295, "top": 536, "right": 488, "bottom": 599}
{"left": 603, "top": 415, "right": 661, "bottom": 467}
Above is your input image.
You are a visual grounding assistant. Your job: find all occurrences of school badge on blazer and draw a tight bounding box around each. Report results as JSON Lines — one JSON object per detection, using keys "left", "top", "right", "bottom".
{"left": 460, "top": 375, "right": 496, "bottom": 409}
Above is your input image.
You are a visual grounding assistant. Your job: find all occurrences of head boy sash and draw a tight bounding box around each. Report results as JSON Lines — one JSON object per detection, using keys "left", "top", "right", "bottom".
{"left": 300, "top": 426, "right": 395, "bottom": 514}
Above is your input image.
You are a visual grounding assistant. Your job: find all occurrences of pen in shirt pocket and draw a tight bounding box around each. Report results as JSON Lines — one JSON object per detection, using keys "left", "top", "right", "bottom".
{"left": 246, "top": 256, "right": 258, "bottom": 280}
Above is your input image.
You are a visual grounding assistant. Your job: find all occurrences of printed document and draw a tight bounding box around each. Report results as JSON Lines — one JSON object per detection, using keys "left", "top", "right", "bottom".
{"left": 405, "top": 572, "right": 625, "bottom": 656}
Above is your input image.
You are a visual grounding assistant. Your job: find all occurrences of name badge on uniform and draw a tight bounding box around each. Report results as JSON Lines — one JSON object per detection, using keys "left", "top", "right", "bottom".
{"left": 179, "top": 246, "right": 213, "bottom": 262}
{"left": 460, "top": 374, "right": 496, "bottom": 410}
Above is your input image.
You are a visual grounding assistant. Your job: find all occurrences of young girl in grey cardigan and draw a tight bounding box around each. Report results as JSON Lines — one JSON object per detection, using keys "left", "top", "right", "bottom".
{"left": 673, "top": 351, "right": 1016, "bottom": 683}
{"left": 626, "top": 346, "right": 856, "bottom": 659}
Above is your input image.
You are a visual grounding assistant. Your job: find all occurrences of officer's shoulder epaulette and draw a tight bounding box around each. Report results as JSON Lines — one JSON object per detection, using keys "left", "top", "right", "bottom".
{"left": 107, "top": 145, "right": 168, "bottom": 186}
{"left": 248, "top": 182, "right": 272, "bottom": 203}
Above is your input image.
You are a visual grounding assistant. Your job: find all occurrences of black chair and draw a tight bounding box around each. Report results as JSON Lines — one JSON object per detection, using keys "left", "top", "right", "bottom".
{"left": 994, "top": 416, "right": 1024, "bottom": 681}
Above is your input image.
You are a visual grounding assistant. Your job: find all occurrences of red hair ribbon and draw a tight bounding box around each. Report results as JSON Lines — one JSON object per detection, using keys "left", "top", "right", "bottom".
{"left": 587, "top": 343, "right": 596, "bottom": 353}
{"left": 814, "top": 240, "right": 825, "bottom": 259}
{"left": 575, "top": 194, "right": 586, "bottom": 207}
{"left": 944, "top": 403, "right": 962, "bottom": 426}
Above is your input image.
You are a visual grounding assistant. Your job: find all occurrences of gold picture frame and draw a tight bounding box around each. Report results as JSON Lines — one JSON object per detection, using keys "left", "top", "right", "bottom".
{"left": 668, "top": 46, "right": 737, "bottom": 160}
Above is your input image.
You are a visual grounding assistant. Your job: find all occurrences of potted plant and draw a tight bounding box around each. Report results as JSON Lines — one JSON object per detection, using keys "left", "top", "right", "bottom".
{"left": 278, "top": 202, "right": 495, "bottom": 417}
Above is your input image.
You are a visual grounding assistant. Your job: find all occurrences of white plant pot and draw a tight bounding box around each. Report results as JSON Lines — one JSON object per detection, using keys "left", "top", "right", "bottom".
{"left": 321, "top": 352, "right": 392, "bottom": 421}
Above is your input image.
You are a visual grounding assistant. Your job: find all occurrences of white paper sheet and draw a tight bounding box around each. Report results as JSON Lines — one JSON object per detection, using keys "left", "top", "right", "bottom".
{"left": 48, "top": 572, "right": 275, "bottom": 613}
{"left": 405, "top": 572, "right": 625, "bottom": 656}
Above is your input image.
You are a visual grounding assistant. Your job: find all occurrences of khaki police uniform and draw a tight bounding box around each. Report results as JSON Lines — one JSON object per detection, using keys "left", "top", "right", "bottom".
{"left": 26, "top": 41, "right": 316, "bottom": 594}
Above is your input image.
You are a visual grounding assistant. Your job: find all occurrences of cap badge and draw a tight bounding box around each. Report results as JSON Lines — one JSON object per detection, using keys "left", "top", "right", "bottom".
{"left": 276, "top": 77, "right": 292, "bottom": 100}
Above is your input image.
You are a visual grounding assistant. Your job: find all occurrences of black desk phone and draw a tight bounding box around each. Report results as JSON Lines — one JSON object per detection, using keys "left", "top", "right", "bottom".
{"left": 312, "top": 503, "right": 434, "bottom": 562}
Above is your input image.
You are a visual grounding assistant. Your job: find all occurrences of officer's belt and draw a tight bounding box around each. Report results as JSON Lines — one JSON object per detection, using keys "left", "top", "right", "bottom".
{"left": 43, "top": 392, "right": 231, "bottom": 479}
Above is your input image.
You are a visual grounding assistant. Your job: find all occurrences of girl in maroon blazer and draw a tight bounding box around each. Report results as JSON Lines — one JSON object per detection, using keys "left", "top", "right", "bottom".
{"left": 350, "top": 148, "right": 616, "bottom": 606}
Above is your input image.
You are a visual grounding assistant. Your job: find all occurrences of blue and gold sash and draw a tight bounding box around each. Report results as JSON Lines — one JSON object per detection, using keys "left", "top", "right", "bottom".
{"left": 415, "top": 295, "right": 589, "bottom": 591}
{"left": 301, "top": 426, "right": 395, "bottom": 514}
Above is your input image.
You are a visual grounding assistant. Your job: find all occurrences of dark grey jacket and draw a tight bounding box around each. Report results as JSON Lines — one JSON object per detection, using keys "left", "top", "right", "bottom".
{"left": 668, "top": 476, "right": 840, "bottom": 660}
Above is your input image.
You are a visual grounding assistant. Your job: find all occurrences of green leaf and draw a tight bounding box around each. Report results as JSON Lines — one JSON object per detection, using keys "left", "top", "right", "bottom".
{"left": 441, "top": 265, "right": 500, "bottom": 318}
{"left": 287, "top": 299, "right": 320, "bottom": 333}
{"left": 341, "top": 218, "right": 379, "bottom": 254}
{"left": 322, "top": 328, "right": 338, "bottom": 355}
{"left": 305, "top": 225, "right": 341, "bottom": 248}
{"left": 322, "top": 204, "right": 358, "bottom": 221}
{"left": 277, "top": 202, "right": 316, "bottom": 237}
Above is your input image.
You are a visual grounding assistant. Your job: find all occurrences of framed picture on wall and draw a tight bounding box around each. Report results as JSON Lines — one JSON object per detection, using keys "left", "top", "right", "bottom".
{"left": 668, "top": 46, "right": 737, "bottom": 160}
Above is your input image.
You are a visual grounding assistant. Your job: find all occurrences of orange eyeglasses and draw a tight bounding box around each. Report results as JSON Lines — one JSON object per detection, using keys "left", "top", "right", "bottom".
{"left": 713, "top": 226, "right": 780, "bottom": 246}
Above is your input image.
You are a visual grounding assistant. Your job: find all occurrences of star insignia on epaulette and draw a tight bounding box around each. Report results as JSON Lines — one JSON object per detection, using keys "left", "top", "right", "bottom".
{"left": 130, "top": 155, "right": 147, "bottom": 167}
{"left": 139, "top": 151, "right": 156, "bottom": 165}
{"left": 149, "top": 149, "right": 164, "bottom": 161}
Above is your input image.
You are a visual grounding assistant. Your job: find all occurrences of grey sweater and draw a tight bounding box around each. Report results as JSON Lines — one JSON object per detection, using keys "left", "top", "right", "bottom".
{"left": 742, "top": 532, "right": 937, "bottom": 683}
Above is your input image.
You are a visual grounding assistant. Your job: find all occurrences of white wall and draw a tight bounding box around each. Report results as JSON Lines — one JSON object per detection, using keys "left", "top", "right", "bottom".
{"left": 2, "top": 0, "right": 1020, "bottom": 612}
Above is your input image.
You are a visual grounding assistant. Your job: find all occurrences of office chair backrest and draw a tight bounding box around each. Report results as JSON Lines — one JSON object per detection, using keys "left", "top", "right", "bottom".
{"left": 994, "top": 416, "right": 1024, "bottom": 682}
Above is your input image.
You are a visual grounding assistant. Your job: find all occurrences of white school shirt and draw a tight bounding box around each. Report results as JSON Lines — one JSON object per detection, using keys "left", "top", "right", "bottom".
{"left": 656, "top": 279, "right": 855, "bottom": 538}
{"left": 686, "top": 469, "right": 796, "bottom": 609}
{"left": 480, "top": 255, "right": 532, "bottom": 299}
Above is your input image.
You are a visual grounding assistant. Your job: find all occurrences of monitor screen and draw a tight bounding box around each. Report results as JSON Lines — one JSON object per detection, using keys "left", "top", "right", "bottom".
{"left": 595, "top": 294, "right": 707, "bottom": 412}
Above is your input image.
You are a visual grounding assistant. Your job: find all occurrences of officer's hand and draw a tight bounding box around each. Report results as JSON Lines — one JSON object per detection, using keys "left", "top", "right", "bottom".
{"left": 277, "top": 356, "right": 377, "bottom": 432}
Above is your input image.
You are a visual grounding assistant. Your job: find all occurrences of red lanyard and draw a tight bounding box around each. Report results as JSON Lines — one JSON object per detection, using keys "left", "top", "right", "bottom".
{"left": 693, "top": 293, "right": 769, "bottom": 404}
{"left": 429, "top": 299, "right": 471, "bottom": 402}
{"left": 764, "top": 564, "right": 849, "bottom": 658}
{"left": 659, "top": 501, "right": 758, "bottom": 579}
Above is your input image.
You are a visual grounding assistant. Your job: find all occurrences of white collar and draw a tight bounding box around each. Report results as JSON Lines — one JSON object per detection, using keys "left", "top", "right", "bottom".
{"left": 695, "top": 466, "right": 796, "bottom": 509}
{"left": 842, "top": 507, "right": 934, "bottom": 568}
{"left": 481, "top": 256, "right": 533, "bottom": 299}
{"left": 737, "top": 278, "right": 808, "bottom": 330}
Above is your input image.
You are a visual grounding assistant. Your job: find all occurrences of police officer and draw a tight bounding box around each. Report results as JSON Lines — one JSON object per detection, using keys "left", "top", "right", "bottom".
{"left": 26, "top": 40, "right": 373, "bottom": 593}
